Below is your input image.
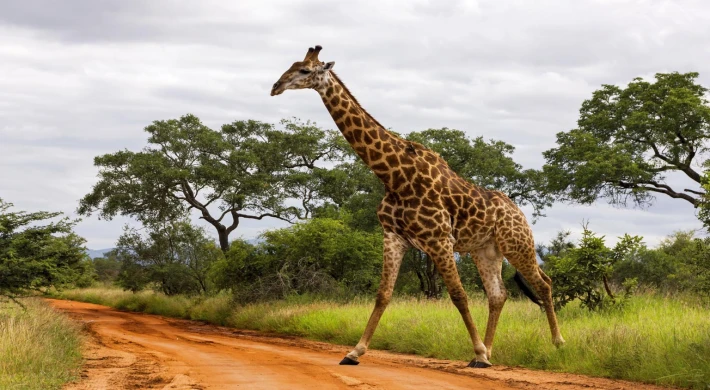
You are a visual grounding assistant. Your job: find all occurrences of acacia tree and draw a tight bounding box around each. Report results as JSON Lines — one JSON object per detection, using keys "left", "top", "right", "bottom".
{"left": 543, "top": 72, "right": 709, "bottom": 213}
{"left": 0, "top": 199, "right": 91, "bottom": 302}
{"left": 78, "top": 114, "right": 342, "bottom": 252}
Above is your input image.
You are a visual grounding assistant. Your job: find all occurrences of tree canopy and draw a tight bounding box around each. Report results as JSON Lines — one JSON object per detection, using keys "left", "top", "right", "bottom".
{"left": 543, "top": 72, "right": 708, "bottom": 213}
{"left": 113, "top": 220, "right": 222, "bottom": 295}
{"left": 0, "top": 199, "right": 92, "bottom": 301}
{"left": 78, "top": 114, "right": 342, "bottom": 252}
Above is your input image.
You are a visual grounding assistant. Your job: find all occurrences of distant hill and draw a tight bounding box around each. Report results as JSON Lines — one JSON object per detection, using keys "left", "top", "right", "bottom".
{"left": 86, "top": 248, "right": 115, "bottom": 259}
{"left": 246, "top": 238, "right": 263, "bottom": 246}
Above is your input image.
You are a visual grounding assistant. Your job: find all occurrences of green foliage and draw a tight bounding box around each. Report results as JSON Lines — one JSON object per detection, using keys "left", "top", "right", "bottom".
{"left": 541, "top": 226, "right": 642, "bottom": 310}
{"left": 209, "top": 218, "right": 383, "bottom": 302}
{"left": 114, "top": 220, "right": 223, "bottom": 295}
{"left": 92, "top": 252, "right": 121, "bottom": 284}
{"left": 543, "top": 72, "right": 707, "bottom": 214}
{"left": 611, "top": 230, "right": 710, "bottom": 298}
{"left": 0, "top": 199, "right": 92, "bottom": 299}
{"left": 258, "top": 217, "right": 383, "bottom": 300}
{"left": 665, "top": 233, "right": 710, "bottom": 298}
{"left": 78, "top": 114, "right": 342, "bottom": 251}
{"left": 208, "top": 238, "right": 258, "bottom": 293}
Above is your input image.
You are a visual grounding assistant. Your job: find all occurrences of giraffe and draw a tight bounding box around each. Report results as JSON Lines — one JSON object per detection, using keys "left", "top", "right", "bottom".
{"left": 270, "top": 45, "right": 565, "bottom": 368}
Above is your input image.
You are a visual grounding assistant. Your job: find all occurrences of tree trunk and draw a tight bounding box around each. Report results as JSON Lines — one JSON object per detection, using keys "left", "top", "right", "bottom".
{"left": 217, "top": 229, "right": 229, "bottom": 253}
{"left": 424, "top": 255, "right": 442, "bottom": 299}
{"left": 412, "top": 250, "right": 442, "bottom": 299}
{"left": 602, "top": 275, "right": 615, "bottom": 299}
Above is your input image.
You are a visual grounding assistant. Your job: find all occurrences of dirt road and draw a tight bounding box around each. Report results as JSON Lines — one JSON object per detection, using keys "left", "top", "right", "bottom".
{"left": 48, "top": 299, "right": 669, "bottom": 390}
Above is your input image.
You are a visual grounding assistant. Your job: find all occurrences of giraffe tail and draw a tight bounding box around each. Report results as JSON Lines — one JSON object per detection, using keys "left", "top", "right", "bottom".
{"left": 513, "top": 271, "right": 543, "bottom": 306}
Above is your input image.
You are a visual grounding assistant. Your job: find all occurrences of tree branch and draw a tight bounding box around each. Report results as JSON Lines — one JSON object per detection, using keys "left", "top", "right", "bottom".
{"left": 225, "top": 210, "right": 240, "bottom": 236}
{"left": 616, "top": 180, "right": 699, "bottom": 206}
{"left": 180, "top": 182, "right": 224, "bottom": 227}
{"left": 236, "top": 212, "right": 294, "bottom": 223}
{"left": 633, "top": 135, "right": 701, "bottom": 183}
{"left": 685, "top": 188, "right": 705, "bottom": 196}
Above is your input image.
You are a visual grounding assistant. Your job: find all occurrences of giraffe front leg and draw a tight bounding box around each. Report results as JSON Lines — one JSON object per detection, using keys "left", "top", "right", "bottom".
{"left": 340, "top": 231, "right": 409, "bottom": 365}
{"left": 431, "top": 243, "right": 491, "bottom": 368}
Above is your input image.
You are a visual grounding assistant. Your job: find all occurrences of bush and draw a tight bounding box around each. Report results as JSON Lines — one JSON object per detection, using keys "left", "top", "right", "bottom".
{"left": 211, "top": 218, "right": 383, "bottom": 303}
{"left": 0, "top": 199, "right": 92, "bottom": 299}
{"left": 541, "top": 225, "right": 641, "bottom": 311}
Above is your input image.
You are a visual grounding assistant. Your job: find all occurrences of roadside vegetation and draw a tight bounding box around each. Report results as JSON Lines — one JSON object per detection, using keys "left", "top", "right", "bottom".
{"left": 0, "top": 299, "right": 83, "bottom": 390}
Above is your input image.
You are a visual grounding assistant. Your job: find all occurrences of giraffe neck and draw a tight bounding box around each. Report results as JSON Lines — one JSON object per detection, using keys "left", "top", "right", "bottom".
{"left": 317, "top": 72, "right": 406, "bottom": 185}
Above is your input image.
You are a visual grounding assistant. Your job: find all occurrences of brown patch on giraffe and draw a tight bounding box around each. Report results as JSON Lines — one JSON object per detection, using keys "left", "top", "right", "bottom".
{"left": 363, "top": 132, "right": 373, "bottom": 144}
{"left": 332, "top": 109, "right": 346, "bottom": 121}
{"left": 371, "top": 162, "right": 389, "bottom": 172}
{"left": 385, "top": 154, "right": 400, "bottom": 168}
{"left": 368, "top": 149, "right": 383, "bottom": 161}
{"left": 398, "top": 154, "right": 413, "bottom": 166}
{"left": 400, "top": 184, "right": 415, "bottom": 198}
{"left": 390, "top": 170, "right": 406, "bottom": 190}
{"left": 402, "top": 166, "right": 416, "bottom": 179}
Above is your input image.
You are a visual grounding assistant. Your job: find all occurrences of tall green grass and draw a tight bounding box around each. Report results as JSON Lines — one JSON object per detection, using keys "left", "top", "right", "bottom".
{"left": 56, "top": 288, "right": 710, "bottom": 389}
{"left": 0, "top": 298, "right": 83, "bottom": 389}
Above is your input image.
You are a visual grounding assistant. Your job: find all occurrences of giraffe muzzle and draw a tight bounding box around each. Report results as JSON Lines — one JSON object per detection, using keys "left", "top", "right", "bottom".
{"left": 271, "top": 82, "right": 284, "bottom": 96}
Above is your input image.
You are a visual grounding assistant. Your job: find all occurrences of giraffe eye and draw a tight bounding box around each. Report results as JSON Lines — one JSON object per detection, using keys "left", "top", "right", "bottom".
{"left": 299, "top": 69, "right": 311, "bottom": 75}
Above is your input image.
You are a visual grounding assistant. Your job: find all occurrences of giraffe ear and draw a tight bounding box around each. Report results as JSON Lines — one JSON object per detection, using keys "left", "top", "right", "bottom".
{"left": 323, "top": 61, "right": 335, "bottom": 70}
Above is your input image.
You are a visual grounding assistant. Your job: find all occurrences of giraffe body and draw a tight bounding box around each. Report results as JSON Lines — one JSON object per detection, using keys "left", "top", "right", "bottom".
{"left": 271, "top": 45, "right": 564, "bottom": 367}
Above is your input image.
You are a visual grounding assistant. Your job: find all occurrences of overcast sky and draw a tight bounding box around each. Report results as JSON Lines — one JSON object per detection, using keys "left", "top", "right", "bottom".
{"left": 1, "top": 0, "right": 707, "bottom": 250}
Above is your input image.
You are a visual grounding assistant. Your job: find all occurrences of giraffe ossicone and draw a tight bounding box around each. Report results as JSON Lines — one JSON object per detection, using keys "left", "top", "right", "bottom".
{"left": 271, "top": 45, "right": 565, "bottom": 368}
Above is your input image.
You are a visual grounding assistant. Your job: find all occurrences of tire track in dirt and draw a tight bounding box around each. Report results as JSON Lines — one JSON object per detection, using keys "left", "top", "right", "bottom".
{"left": 48, "top": 299, "right": 672, "bottom": 390}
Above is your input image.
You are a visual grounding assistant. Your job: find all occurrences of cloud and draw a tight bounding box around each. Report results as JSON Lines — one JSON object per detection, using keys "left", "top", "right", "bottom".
{"left": 1, "top": 0, "right": 707, "bottom": 249}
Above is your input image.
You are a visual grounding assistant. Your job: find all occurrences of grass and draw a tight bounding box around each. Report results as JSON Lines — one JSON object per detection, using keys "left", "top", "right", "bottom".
{"left": 56, "top": 288, "right": 710, "bottom": 389}
{"left": 0, "top": 298, "right": 83, "bottom": 390}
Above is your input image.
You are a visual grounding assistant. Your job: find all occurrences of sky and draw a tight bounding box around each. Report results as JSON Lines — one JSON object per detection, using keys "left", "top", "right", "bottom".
{"left": 0, "top": 0, "right": 707, "bottom": 250}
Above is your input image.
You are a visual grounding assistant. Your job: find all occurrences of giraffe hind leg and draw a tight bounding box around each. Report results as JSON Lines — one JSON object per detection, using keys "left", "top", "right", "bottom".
{"left": 504, "top": 249, "right": 565, "bottom": 346}
{"left": 495, "top": 215, "right": 565, "bottom": 347}
{"left": 471, "top": 246, "right": 507, "bottom": 361}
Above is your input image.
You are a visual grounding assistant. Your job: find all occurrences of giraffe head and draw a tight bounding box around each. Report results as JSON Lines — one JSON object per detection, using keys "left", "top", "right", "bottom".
{"left": 270, "top": 45, "right": 335, "bottom": 96}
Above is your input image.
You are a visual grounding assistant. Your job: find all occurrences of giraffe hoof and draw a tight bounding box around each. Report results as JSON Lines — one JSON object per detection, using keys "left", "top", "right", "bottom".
{"left": 467, "top": 360, "right": 492, "bottom": 368}
{"left": 339, "top": 357, "right": 360, "bottom": 365}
